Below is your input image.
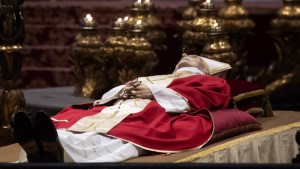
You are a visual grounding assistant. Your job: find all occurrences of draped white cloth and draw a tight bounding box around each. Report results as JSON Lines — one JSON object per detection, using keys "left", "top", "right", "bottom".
{"left": 58, "top": 129, "right": 143, "bottom": 163}
{"left": 17, "top": 130, "right": 143, "bottom": 163}
{"left": 176, "top": 124, "right": 300, "bottom": 163}
{"left": 16, "top": 121, "right": 300, "bottom": 163}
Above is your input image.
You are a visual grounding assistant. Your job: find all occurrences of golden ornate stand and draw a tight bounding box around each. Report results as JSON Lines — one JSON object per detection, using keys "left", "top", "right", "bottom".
{"left": 0, "top": 0, "right": 25, "bottom": 146}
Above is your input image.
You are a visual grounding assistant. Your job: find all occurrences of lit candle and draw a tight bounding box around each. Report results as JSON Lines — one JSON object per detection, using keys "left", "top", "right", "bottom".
{"left": 115, "top": 18, "right": 123, "bottom": 27}
{"left": 202, "top": 0, "right": 214, "bottom": 9}
{"left": 137, "top": 19, "right": 142, "bottom": 25}
{"left": 134, "top": 0, "right": 144, "bottom": 9}
{"left": 143, "top": 0, "right": 153, "bottom": 9}
{"left": 86, "top": 14, "right": 93, "bottom": 22}
{"left": 144, "top": 0, "right": 152, "bottom": 5}
{"left": 82, "top": 13, "right": 96, "bottom": 28}
{"left": 113, "top": 18, "right": 124, "bottom": 29}
{"left": 134, "top": 19, "right": 143, "bottom": 31}
{"left": 117, "top": 18, "right": 122, "bottom": 23}
{"left": 211, "top": 22, "right": 222, "bottom": 32}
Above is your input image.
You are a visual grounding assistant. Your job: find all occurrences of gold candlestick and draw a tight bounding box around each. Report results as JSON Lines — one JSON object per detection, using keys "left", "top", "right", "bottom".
{"left": 143, "top": 0, "right": 167, "bottom": 50}
{"left": 270, "top": 0, "right": 300, "bottom": 72}
{"left": 183, "top": 0, "right": 204, "bottom": 20}
{"left": 123, "top": 0, "right": 148, "bottom": 31}
{"left": 265, "top": 0, "right": 300, "bottom": 94}
{"left": 202, "top": 23, "right": 236, "bottom": 64}
{"left": 124, "top": 0, "right": 166, "bottom": 51}
{"left": 70, "top": 14, "right": 106, "bottom": 99}
{"left": 101, "top": 18, "right": 129, "bottom": 86}
{"left": 178, "top": 0, "right": 205, "bottom": 32}
{"left": 271, "top": 0, "right": 300, "bottom": 32}
{"left": 0, "top": 0, "right": 26, "bottom": 146}
{"left": 219, "top": 0, "right": 255, "bottom": 32}
{"left": 218, "top": 0, "right": 255, "bottom": 79}
{"left": 143, "top": 0, "right": 158, "bottom": 30}
{"left": 182, "top": 0, "right": 222, "bottom": 55}
{"left": 118, "top": 20, "right": 157, "bottom": 83}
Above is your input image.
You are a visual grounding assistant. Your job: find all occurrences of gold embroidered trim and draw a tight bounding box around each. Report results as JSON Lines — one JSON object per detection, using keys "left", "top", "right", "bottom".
{"left": 209, "top": 124, "right": 262, "bottom": 143}
{"left": 246, "top": 107, "right": 264, "bottom": 114}
{"left": 175, "top": 121, "right": 300, "bottom": 163}
{"left": 145, "top": 77, "right": 154, "bottom": 84}
{"left": 232, "top": 89, "right": 266, "bottom": 102}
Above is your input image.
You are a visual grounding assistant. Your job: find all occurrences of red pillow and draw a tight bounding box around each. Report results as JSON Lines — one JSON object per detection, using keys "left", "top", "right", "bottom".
{"left": 226, "top": 79, "right": 262, "bottom": 96}
{"left": 208, "top": 109, "right": 262, "bottom": 144}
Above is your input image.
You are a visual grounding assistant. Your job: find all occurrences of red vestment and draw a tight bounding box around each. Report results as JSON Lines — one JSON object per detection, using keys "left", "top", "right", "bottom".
{"left": 52, "top": 75, "right": 230, "bottom": 153}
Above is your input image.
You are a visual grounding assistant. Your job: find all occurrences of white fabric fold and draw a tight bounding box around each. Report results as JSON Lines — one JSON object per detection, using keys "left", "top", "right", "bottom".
{"left": 148, "top": 85, "right": 190, "bottom": 113}
{"left": 57, "top": 129, "right": 141, "bottom": 163}
{"left": 178, "top": 127, "right": 299, "bottom": 163}
{"left": 101, "top": 85, "right": 125, "bottom": 100}
{"left": 174, "top": 67, "right": 204, "bottom": 75}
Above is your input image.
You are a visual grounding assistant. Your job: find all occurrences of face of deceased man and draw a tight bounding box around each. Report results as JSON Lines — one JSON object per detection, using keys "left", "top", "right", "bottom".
{"left": 174, "top": 54, "right": 205, "bottom": 72}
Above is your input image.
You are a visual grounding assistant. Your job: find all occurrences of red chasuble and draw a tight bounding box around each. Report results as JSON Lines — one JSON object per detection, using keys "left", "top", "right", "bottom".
{"left": 52, "top": 75, "right": 230, "bottom": 153}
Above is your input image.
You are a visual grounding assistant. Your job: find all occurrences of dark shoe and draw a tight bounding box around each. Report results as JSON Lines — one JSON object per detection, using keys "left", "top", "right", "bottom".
{"left": 34, "top": 110, "right": 63, "bottom": 162}
{"left": 13, "top": 111, "right": 43, "bottom": 162}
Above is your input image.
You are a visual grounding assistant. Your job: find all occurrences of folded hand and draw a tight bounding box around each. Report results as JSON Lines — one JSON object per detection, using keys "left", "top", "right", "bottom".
{"left": 120, "top": 79, "right": 153, "bottom": 100}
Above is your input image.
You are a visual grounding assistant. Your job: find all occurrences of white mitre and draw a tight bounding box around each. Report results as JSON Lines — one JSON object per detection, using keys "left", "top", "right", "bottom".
{"left": 175, "top": 54, "right": 231, "bottom": 76}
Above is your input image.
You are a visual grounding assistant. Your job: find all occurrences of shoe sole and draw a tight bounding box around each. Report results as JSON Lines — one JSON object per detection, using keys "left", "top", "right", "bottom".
{"left": 13, "top": 112, "right": 43, "bottom": 162}
{"left": 35, "top": 111, "right": 64, "bottom": 162}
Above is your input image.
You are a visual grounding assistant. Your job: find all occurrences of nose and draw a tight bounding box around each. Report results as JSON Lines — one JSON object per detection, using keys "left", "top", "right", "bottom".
{"left": 182, "top": 53, "right": 188, "bottom": 58}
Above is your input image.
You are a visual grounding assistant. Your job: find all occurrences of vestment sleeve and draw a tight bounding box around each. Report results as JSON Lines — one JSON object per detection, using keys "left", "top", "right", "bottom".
{"left": 147, "top": 85, "right": 191, "bottom": 113}
{"left": 93, "top": 85, "right": 125, "bottom": 105}
{"left": 168, "top": 75, "right": 230, "bottom": 111}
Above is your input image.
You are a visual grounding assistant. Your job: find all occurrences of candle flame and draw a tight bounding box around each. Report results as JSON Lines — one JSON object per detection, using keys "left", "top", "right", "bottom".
{"left": 137, "top": 0, "right": 142, "bottom": 3}
{"left": 137, "top": 20, "right": 142, "bottom": 25}
{"left": 117, "top": 18, "right": 122, "bottom": 22}
{"left": 123, "top": 16, "right": 129, "bottom": 21}
{"left": 86, "top": 14, "right": 93, "bottom": 22}
{"left": 213, "top": 23, "right": 218, "bottom": 27}
{"left": 206, "top": 0, "right": 211, "bottom": 3}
